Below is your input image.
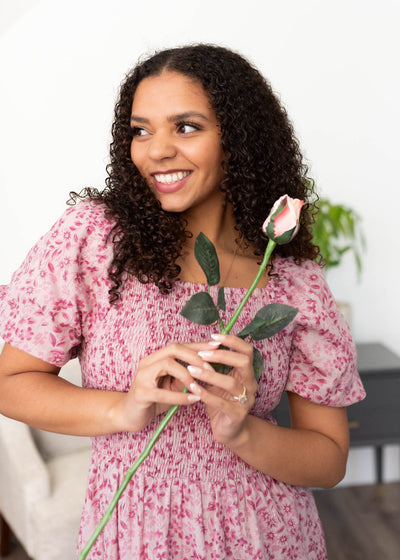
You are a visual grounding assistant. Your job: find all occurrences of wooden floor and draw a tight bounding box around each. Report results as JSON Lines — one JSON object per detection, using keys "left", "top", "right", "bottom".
{"left": 1, "top": 483, "right": 399, "bottom": 559}
{"left": 314, "top": 482, "right": 400, "bottom": 560}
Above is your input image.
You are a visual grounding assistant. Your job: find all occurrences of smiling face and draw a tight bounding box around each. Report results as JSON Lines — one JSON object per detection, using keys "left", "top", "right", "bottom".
{"left": 130, "top": 71, "right": 225, "bottom": 214}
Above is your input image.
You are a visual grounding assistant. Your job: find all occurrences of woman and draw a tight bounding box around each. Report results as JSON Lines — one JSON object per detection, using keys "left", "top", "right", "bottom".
{"left": 0, "top": 44, "right": 365, "bottom": 559}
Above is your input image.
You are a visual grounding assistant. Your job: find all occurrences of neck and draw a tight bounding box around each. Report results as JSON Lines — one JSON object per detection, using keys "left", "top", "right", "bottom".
{"left": 177, "top": 194, "right": 267, "bottom": 288}
{"left": 182, "top": 194, "right": 238, "bottom": 253}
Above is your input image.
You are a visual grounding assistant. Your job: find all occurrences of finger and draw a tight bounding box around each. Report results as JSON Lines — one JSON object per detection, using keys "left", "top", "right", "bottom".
{"left": 140, "top": 357, "right": 196, "bottom": 391}
{"left": 181, "top": 340, "right": 222, "bottom": 352}
{"left": 187, "top": 365, "right": 240, "bottom": 394}
{"left": 196, "top": 346, "right": 258, "bottom": 395}
{"left": 210, "top": 333, "right": 253, "bottom": 356}
{"left": 135, "top": 385, "right": 201, "bottom": 406}
{"left": 188, "top": 365, "right": 256, "bottom": 408}
{"left": 188, "top": 379, "right": 253, "bottom": 411}
{"left": 197, "top": 348, "right": 252, "bottom": 373}
{"left": 138, "top": 352, "right": 217, "bottom": 401}
{"left": 140, "top": 341, "right": 220, "bottom": 369}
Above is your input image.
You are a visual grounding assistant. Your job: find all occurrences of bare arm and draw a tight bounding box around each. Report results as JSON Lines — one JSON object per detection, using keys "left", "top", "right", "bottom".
{"left": 188, "top": 333, "right": 350, "bottom": 489}
{"left": 0, "top": 343, "right": 126, "bottom": 436}
{"left": 0, "top": 341, "right": 215, "bottom": 437}
{"left": 227, "top": 393, "right": 349, "bottom": 488}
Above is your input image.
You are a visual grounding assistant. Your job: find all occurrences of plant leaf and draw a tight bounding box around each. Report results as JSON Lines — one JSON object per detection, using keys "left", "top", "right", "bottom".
{"left": 180, "top": 292, "right": 220, "bottom": 325}
{"left": 312, "top": 198, "right": 365, "bottom": 278}
{"left": 237, "top": 316, "right": 266, "bottom": 339}
{"left": 194, "top": 233, "right": 220, "bottom": 286}
{"left": 237, "top": 303, "right": 298, "bottom": 340}
{"left": 217, "top": 287, "right": 226, "bottom": 311}
{"left": 252, "top": 346, "right": 263, "bottom": 381}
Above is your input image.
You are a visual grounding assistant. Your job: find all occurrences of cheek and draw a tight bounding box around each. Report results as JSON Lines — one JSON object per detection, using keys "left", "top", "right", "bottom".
{"left": 130, "top": 143, "right": 135, "bottom": 163}
{"left": 130, "top": 146, "right": 151, "bottom": 187}
{"left": 207, "top": 146, "right": 225, "bottom": 177}
{"left": 130, "top": 143, "right": 143, "bottom": 169}
{"left": 190, "top": 141, "right": 224, "bottom": 176}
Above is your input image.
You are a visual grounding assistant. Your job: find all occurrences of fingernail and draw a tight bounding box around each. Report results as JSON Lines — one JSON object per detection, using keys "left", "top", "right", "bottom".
{"left": 207, "top": 340, "right": 221, "bottom": 347}
{"left": 211, "top": 333, "right": 225, "bottom": 341}
{"left": 187, "top": 365, "right": 203, "bottom": 375}
{"left": 187, "top": 394, "right": 201, "bottom": 403}
{"left": 202, "top": 362, "right": 215, "bottom": 372}
{"left": 190, "top": 382, "right": 201, "bottom": 394}
{"left": 198, "top": 351, "right": 213, "bottom": 359}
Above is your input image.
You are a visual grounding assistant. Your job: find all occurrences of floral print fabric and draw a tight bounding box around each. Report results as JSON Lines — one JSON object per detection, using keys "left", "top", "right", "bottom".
{"left": 0, "top": 202, "right": 365, "bottom": 559}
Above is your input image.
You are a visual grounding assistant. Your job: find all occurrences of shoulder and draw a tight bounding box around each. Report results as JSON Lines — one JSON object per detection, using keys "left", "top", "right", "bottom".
{"left": 273, "top": 256, "right": 326, "bottom": 297}
{"left": 6, "top": 200, "right": 116, "bottom": 296}
{"left": 50, "top": 200, "right": 115, "bottom": 243}
{"left": 271, "top": 256, "right": 339, "bottom": 320}
{"left": 37, "top": 200, "right": 115, "bottom": 266}
{"left": 274, "top": 256, "right": 345, "bottom": 331}
{"left": 0, "top": 201, "right": 117, "bottom": 365}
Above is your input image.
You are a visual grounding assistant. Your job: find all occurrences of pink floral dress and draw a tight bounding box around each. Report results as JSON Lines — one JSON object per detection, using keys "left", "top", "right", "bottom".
{"left": 0, "top": 201, "right": 365, "bottom": 559}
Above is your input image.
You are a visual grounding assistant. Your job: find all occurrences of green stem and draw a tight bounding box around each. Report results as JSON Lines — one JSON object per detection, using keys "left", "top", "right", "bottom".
{"left": 221, "top": 239, "right": 276, "bottom": 335}
{"left": 77, "top": 388, "right": 188, "bottom": 559}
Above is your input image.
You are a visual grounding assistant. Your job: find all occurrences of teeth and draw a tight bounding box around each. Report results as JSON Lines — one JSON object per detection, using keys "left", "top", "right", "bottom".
{"left": 154, "top": 171, "right": 190, "bottom": 184}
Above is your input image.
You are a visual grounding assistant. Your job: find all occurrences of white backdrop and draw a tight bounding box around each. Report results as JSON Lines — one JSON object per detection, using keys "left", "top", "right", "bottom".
{"left": 1, "top": 0, "right": 399, "bottom": 483}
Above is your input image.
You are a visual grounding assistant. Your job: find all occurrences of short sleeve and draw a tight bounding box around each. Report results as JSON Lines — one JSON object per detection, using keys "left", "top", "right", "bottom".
{"left": 0, "top": 201, "right": 113, "bottom": 366}
{"left": 280, "top": 259, "right": 366, "bottom": 407}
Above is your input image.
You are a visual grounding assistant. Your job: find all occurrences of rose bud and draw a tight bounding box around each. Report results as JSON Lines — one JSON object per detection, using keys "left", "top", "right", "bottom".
{"left": 262, "top": 195, "right": 305, "bottom": 244}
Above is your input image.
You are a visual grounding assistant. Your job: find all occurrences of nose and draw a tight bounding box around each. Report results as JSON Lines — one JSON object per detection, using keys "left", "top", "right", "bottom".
{"left": 147, "top": 130, "right": 177, "bottom": 160}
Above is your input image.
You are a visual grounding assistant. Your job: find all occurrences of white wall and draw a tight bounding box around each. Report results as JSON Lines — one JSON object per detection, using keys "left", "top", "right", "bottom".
{"left": 1, "top": 0, "right": 399, "bottom": 484}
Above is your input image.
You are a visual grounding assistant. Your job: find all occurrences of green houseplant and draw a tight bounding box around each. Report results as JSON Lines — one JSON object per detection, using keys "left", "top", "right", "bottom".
{"left": 312, "top": 198, "right": 365, "bottom": 277}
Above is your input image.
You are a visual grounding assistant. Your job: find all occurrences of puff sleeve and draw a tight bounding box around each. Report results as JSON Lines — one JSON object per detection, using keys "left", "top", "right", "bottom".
{"left": 277, "top": 258, "right": 366, "bottom": 406}
{"left": 0, "top": 201, "right": 113, "bottom": 367}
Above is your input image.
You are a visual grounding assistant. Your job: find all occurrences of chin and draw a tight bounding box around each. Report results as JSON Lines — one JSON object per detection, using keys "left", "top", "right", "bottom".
{"left": 154, "top": 195, "right": 190, "bottom": 214}
{"left": 160, "top": 203, "right": 188, "bottom": 214}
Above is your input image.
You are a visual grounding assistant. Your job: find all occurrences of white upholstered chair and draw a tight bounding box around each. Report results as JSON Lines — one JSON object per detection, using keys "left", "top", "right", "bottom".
{"left": 0, "top": 350, "right": 91, "bottom": 559}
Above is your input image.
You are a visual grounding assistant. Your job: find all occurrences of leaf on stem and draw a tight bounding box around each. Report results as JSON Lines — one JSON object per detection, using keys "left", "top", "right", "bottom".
{"left": 237, "top": 303, "right": 298, "bottom": 340}
{"left": 195, "top": 233, "right": 220, "bottom": 286}
{"left": 180, "top": 292, "right": 220, "bottom": 325}
{"left": 252, "top": 346, "right": 263, "bottom": 381}
{"left": 217, "top": 287, "right": 226, "bottom": 311}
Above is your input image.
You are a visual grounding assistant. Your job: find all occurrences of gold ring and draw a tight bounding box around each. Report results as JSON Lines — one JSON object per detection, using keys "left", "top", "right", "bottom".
{"left": 233, "top": 385, "right": 248, "bottom": 404}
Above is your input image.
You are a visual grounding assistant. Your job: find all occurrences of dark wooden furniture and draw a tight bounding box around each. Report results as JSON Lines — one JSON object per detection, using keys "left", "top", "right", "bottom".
{"left": 272, "top": 342, "right": 400, "bottom": 483}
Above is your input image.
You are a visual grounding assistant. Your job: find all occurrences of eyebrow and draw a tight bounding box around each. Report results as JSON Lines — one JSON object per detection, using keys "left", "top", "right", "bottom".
{"left": 130, "top": 111, "right": 209, "bottom": 124}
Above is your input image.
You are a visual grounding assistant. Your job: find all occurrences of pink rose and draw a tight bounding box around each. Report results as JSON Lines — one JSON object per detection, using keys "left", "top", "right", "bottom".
{"left": 262, "top": 195, "right": 305, "bottom": 244}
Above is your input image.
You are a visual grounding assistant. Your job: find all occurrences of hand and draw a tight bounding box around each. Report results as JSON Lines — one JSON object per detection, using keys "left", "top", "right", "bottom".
{"left": 116, "top": 341, "right": 220, "bottom": 432}
{"left": 186, "top": 333, "right": 258, "bottom": 446}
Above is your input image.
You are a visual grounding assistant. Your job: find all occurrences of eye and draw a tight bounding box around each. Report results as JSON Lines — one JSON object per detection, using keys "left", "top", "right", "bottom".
{"left": 129, "top": 126, "right": 149, "bottom": 137}
{"left": 176, "top": 121, "right": 201, "bottom": 134}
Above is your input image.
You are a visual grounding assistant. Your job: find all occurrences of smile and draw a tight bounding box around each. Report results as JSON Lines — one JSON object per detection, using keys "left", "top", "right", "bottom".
{"left": 153, "top": 171, "right": 191, "bottom": 184}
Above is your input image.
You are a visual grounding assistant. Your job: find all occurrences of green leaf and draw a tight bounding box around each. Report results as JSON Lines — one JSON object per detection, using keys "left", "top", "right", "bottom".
{"left": 237, "top": 303, "right": 298, "bottom": 340}
{"left": 180, "top": 292, "right": 220, "bottom": 325}
{"left": 237, "top": 316, "right": 266, "bottom": 339}
{"left": 194, "top": 233, "right": 220, "bottom": 286}
{"left": 217, "top": 287, "right": 226, "bottom": 311}
{"left": 252, "top": 346, "right": 263, "bottom": 381}
{"left": 312, "top": 198, "right": 365, "bottom": 278}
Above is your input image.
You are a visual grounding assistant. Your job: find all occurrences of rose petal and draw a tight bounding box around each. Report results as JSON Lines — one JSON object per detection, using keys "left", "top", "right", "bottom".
{"left": 262, "top": 195, "right": 305, "bottom": 244}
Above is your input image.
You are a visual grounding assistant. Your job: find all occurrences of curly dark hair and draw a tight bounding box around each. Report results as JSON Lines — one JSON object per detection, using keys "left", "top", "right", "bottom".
{"left": 70, "top": 43, "right": 320, "bottom": 301}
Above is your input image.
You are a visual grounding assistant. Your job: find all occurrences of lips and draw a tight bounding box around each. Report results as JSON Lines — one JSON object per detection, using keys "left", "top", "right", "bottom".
{"left": 151, "top": 170, "right": 192, "bottom": 194}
